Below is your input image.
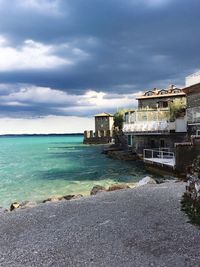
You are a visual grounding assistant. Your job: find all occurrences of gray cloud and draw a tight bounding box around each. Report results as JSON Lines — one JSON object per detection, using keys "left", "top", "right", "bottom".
{"left": 0, "top": 0, "right": 199, "bottom": 117}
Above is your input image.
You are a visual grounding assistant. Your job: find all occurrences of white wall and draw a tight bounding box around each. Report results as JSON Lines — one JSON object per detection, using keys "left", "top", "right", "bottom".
{"left": 186, "top": 71, "right": 200, "bottom": 86}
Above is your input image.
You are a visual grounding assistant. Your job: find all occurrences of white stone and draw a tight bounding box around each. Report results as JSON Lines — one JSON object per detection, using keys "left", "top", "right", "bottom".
{"left": 137, "top": 176, "right": 157, "bottom": 187}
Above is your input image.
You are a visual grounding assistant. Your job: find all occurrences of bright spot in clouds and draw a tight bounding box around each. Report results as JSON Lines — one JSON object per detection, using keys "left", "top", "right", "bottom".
{"left": 0, "top": 85, "right": 139, "bottom": 116}
{"left": 0, "top": 36, "right": 89, "bottom": 72}
{"left": 0, "top": 37, "right": 69, "bottom": 71}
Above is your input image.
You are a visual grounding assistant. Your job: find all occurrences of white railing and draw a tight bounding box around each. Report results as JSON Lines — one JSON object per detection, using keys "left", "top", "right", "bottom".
{"left": 124, "top": 109, "right": 170, "bottom": 123}
{"left": 123, "top": 120, "right": 169, "bottom": 133}
{"left": 151, "top": 147, "right": 171, "bottom": 152}
{"left": 143, "top": 149, "right": 174, "bottom": 159}
{"left": 143, "top": 149, "right": 175, "bottom": 167}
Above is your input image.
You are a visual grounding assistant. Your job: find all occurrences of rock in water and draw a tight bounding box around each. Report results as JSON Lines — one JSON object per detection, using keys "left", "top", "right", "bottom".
{"left": 19, "top": 201, "right": 37, "bottom": 209}
{"left": 42, "top": 197, "right": 62, "bottom": 203}
{"left": 62, "top": 195, "right": 75, "bottom": 200}
{"left": 137, "top": 176, "right": 157, "bottom": 187}
{"left": 108, "top": 184, "right": 130, "bottom": 191}
{"left": 90, "top": 185, "right": 106, "bottom": 195}
{"left": 10, "top": 202, "right": 20, "bottom": 211}
{"left": 10, "top": 201, "right": 37, "bottom": 211}
{"left": 71, "top": 194, "right": 83, "bottom": 200}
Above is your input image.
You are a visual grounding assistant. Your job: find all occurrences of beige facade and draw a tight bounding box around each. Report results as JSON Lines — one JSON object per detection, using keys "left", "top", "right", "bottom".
{"left": 95, "top": 113, "right": 114, "bottom": 132}
{"left": 137, "top": 86, "right": 186, "bottom": 109}
{"left": 123, "top": 86, "right": 187, "bottom": 153}
{"left": 83, "top": 112, "right": 114, "bottom": 144}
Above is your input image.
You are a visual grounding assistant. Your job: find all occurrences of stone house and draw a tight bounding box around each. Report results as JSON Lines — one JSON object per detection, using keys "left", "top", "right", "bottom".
{"left": 123, "top": 85, "right": 187, "bottom": 155}
{"left": 137, "top": 85, "right": 185, "bottom": 109}
{"left": 83, "top": 113, "right": 114, "bottom": 144}
{"left": 94, "top": 113, "right": 114, "bottom": 133}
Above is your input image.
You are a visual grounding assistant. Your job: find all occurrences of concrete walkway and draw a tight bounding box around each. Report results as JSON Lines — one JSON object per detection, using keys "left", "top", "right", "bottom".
{"left": 0, "top": 182, "right": 200, "bottom": 267}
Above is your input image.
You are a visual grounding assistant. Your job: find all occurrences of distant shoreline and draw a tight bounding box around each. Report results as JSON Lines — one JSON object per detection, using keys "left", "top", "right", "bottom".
{"left": 0, "top": 133, "right": 84, "bottom": 137}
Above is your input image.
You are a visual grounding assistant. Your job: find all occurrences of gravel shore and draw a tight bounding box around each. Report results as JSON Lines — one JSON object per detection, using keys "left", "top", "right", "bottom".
{"left": 0, "top": 181, "right": 200, "bottom": 267}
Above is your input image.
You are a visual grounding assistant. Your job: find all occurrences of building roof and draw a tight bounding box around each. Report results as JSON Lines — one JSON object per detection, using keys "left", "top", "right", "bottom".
{"left": 182, "top": 82, "right": 200, "bottom": 94}
{"left": 94, "top": 112, "right": 114, "bottom": 117}
{"left": 136, "top": 87, "right": 185, "bottom": 100}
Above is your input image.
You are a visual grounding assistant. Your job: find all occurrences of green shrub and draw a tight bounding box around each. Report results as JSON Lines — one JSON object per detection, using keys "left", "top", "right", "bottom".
{"left": 169, "top": 98, "right": 186, "bottom": 121}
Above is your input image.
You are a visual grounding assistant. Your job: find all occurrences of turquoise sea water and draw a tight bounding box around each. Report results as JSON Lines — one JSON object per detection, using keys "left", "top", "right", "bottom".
{"left": 0, "top": 135, "right": 149, "bottom": 208}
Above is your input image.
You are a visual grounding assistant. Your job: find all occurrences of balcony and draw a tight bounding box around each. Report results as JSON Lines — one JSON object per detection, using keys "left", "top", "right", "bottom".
{"left": 123, "top": 108, "right": 187, "bottom": 134}
{"left": 123, "top": 108, "right": 171, "bottom": 134}
{"left": 123, "top": 121, "right": 169, "bottom": 133}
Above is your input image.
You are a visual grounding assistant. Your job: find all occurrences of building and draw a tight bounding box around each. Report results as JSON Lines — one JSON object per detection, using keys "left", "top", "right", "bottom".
{"left": 171, "top": 72, "right": 200, "bottom": 174}
{"left": 94, "top": 112, "right": 114, "bottom": 132}
{"left": 123, "top": 85, "right": 187, "bottom": 154}
{"left": 183, "top": 81, "right": 200, "bottom": 136}
{"left": 137, "top": 85, "right": 185, "bottom": 109}
{"left": 83, "top": 112, "right": 114, "bottom": 144}
{"left": 123, "top": 85, "right": 188, "bottom": 174}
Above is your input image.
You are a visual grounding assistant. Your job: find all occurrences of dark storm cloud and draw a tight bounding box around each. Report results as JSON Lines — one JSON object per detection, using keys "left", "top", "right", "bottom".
{"left": 0, "top": 0, "right": 200, "bottom": 117}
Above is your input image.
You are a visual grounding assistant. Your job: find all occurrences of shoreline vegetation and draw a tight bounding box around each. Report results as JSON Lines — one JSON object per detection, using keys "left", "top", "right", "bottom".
{"left": 1, "top": 176, "right": 164, "bottom": 213}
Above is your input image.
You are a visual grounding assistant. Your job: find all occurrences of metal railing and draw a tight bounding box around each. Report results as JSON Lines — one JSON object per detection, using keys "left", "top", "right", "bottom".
{"left": 151, "top": 147, "right": 171, "bottom": 152}
{"left": 124, "top": 108, "right": 170, "bottom": 124}
{"left": 143, "top": 149, "right": 175, "bottom": 167}
{"left": 143, "top": 149, "right": 174, "bottom": 160}
{"left": 123, "top": 121, "right": 170, "bottom": 133}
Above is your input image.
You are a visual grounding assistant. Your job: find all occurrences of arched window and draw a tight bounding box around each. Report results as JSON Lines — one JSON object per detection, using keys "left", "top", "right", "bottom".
{"left": 158, "top": 90, "right": 168, "bottom": 95}
{"left": 145, "top": 91, "right": 153, "bottom": 96}
{"left": 172, "top": 89, "right": 181, "bottom": 94}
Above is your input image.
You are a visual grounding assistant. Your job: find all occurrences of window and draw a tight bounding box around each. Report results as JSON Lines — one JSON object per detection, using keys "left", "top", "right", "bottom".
{"left": 158, "top": 101, "right": 168, "bottom": 108}
{"left": 160, "top": 139, "right": 165, "bottom": 148}
{"left": 125, "top": 113, "right": 129, "bottom": 123}
{"left": 145, "top": 91, "right": 153, "bottom": 96}
{"left": 159, "top": 90, "right": 168, "bottom": 95}
{"left": 150, "top": 139, "right": 155, "bottom": 148}
{"left": 172, "top": 89, "right": 181, "bottom": 94}
{"left": 128, "top": 135, "right": 132, "bottom": 146}
{"left": 163, "top": 101, "right": 168, "bottom": 108}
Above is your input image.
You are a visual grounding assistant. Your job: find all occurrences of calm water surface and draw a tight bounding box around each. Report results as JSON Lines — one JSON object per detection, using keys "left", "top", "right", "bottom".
{"left": 0, "top": 135, "right": 149, "bottom": 207}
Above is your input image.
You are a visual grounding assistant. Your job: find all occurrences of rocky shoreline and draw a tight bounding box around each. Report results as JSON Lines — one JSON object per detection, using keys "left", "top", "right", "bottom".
{"left": 0, "top": 176, "right": 160, "bottom": 214}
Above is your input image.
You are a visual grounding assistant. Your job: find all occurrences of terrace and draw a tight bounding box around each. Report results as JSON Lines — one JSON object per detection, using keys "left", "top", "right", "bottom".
{"left": 143, "top": 148, "right": 175, "bottom": 168}
{"left": 123, "top": 108, "right": 171, "bottom": 134}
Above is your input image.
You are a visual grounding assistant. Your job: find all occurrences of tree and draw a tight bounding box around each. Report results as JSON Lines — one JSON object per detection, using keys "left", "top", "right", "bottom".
{"left": 114, "top": 110, "right": 126, "bottom": 130}
{"left": 169, "top": 98, "right": 186, "bottom": 121}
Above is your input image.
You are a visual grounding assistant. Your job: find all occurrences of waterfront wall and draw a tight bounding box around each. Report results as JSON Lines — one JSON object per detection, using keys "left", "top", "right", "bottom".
{"left": 134, "top": 133, "right": 187, "bottom": 155}
{"left": 83, "top": 130, "right": 113, "bottom": 144}
{"left": 175, "top": 136, "right": 200, "bottom": 174}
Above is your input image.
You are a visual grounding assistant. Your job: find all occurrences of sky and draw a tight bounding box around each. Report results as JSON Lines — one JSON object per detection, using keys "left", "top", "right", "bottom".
{"left": 0, "top": 0, "right": 200, "bottom": 134}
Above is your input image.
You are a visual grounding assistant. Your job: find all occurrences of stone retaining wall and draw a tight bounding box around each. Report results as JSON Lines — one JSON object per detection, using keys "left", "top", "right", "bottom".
{"left": 83, "top": 130, "right": 113, "bottom": 144}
